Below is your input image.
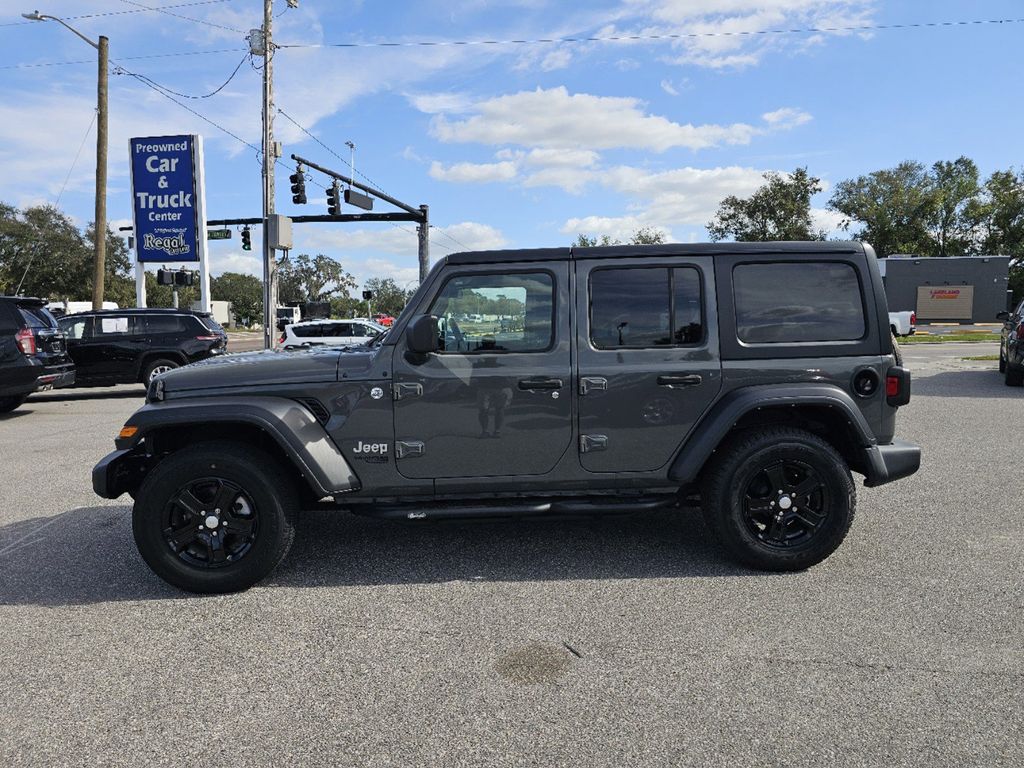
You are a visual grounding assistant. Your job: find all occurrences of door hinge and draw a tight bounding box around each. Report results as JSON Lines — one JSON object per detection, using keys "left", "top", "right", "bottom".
{"left": 392, "top": 382, "right": 423, "bottom": 401}
{"left": 396, "top": 440, "right": 425, "bottom": 459}
{"left": 579, "top": 376, "right": 608, "bottom": 395}
{"left": 579, "top": 434, "right": 608, "bottom": 453}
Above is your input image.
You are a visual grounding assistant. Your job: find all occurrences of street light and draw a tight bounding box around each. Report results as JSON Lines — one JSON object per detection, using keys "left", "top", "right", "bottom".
{"left": 22, "top": 10, "right": 109, "bottom": 310}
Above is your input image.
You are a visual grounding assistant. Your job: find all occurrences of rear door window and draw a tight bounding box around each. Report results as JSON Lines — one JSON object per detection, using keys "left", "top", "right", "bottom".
{"left": 199, "top": 315, "right": 224, "bottom": 333}
{"left": 96, "top": 316, "right": 134, "bottom": 336}
{"left": 291, "top": 324, "right": 322, "bottom": 338}
{"left": 733, "top": 262, "right": 866, "bottom": 343}
{"left": 589, "top": 267, "right": 704, "bottom": 349}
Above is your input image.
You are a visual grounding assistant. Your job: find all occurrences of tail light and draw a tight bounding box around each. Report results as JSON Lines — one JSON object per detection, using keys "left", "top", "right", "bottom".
{"left": 279, "top": 334, "right": 286, "bottom": 344}
{"left": 910, "top": 312, "right": 916, "bottom": 326}
{"left": 15, "top": 328, "right": 36, "bottom": 355}
{"left": 194, "top": 335, "right": 219, "bottom": 341}
{"left": 1016, "top": 322, "right": 1024, "bottom": 338}
{"left": 886, "top": 366, "right": 911, "bottom": 407}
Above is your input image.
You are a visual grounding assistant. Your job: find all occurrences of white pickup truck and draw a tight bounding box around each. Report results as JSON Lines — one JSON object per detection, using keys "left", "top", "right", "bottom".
{"left": 889, "top": 311, "right": 916, "bottom": 337}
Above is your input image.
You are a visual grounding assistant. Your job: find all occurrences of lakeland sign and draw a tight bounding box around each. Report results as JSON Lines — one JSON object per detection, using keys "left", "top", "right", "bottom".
{"left": 129, "top": 135, "right": 207, "bottom": 263}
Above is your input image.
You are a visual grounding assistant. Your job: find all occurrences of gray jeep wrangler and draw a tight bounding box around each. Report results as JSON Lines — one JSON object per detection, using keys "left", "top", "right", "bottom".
{"left": 94, "top": 242, "right": 920, "bottom": 593}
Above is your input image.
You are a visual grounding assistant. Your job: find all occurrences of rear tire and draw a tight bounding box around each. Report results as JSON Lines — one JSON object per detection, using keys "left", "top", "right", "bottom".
{"left": 890, "top": 331, "right": 904, "bottom": 366}
{"left": 999, "top": 352, "right": 1007, "bottom": 373}
{"left": 1005, "top": 364, "right": 1024, "bottom": 387}
{"left": 132, "top": 441, "right": 297, "bottom": 593}
{"left": 143, "top": 358, "right": 180, "bottom": 383}
{"left": 701, "top": 427, "right": 855, "bottom": 571}
{"left": 0, "top": 395, "right": 27, "bottom": 413}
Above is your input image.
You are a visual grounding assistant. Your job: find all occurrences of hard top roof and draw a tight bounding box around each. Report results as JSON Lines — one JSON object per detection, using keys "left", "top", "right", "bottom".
{"left": 444, "top": 241, "right": 864, "bottom": 265}
{"left": 0, "top": 296, "right": 46, "bottom": 306}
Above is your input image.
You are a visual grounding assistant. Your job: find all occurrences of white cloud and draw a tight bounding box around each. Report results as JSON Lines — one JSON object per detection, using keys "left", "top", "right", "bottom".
{"left": 428, "top": 86, "right": 760, "bottom": 152}
{"left": 660, "top": 79, "right": 679, "bottom": 96}
{"left": 429, "top": 160, "right": 518, "bottom": 183}
{"left": 524, "top": 149, "right": 600, "bottom": 168}
{"left": 618, "top": 0, "right": 876, "bottom": 69}
{"left": 406, "top": 92, "right": 475, "bottom": 115}
{"left": 435, "top": 222, "right": 509, "bottom": 251}
{"left": 561, "top": 164, "right": 770, "bottom": 238}
{"left": 811, "top": 207, "right": 846, "bottom": 235}
{"left": 762, "top": 107, "right": 813, "bottom": 129}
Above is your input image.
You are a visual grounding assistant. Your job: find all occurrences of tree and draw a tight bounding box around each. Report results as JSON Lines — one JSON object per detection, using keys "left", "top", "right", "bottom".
{"left": 278, "top": 253, "right": 357, "bottom": 304}
{"left": 828, "top": 161, "right": 937, "bottom": 256}
{"left": 0, "top": 203, "right": 134, "bottom": 304}
{"left": 708, "top": 167, "right": 825, "bottom": 242}
{"left": 929, "top": 156, "right": 981, "bottom": 256}
{"left": 212, "top": 272, "right": 262, "bottom": 325}
{"left": 975, "top": 169, "right": 1024, "bottom": 257}
{"left": 572, "top": 228, "right": 667, "bottom": 247}
{"left": 362, "top": 277, "right": 414, "bottom": 317}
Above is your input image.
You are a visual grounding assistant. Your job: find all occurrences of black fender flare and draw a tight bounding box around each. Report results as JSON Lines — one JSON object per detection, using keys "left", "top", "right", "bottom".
{"left": 667, "top": 383, "right": 885, "bottom": 485}
{"left": 95, "top": 396, "right": 359, "bottom": 499}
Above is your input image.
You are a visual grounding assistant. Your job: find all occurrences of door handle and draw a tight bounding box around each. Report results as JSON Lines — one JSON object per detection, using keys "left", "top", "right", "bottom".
{"left": 518, "top": 377, "right": 563, "bottom": 391}
{"left": 657, "top": 374, "right": 702, "bottom": 388}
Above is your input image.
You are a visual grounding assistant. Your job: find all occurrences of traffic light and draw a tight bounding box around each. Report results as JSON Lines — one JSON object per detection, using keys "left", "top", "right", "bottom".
{"left": 241, "top": 226, "right": 252, "bottom": 251}
{"left": 289, "top": 165, "right": 306, "bottom": 205}
{"left": 174, "top": 270, "right": 195, "bottom": 286}
{"left": 362, "top": 290, "right": 373, "bottom": 301}
{"left": 157, "top": 268, "right": 174, "bottom": 286}
{"left": 327, "top": 181, "right": 341, "bottom": 216}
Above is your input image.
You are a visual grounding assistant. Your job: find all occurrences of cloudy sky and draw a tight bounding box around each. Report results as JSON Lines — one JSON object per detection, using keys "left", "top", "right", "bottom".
{"left": 1, "top": 0, "right": 1022, "bottom": 290}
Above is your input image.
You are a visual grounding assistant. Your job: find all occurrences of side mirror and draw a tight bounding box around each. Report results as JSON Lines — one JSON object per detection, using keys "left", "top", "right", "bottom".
{"left": 997, "top": 311, "right": 1010, "bottom": 321}
{"left": 406, "top": 315, "right": 439, "bottom": 354}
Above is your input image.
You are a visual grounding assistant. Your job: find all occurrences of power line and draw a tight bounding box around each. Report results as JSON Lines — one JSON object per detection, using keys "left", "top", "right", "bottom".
{"left": 430, "top": 225, "right": 471, "bottom": 251}
{"left": 0, "top": 0, "right": 235, "bottom": 28}
{"left": 116, "top": 0, "right": 245, "bottom": 34}
{"left": 122, "top": 52, "right": 248, "bottom": 99}
{"left": 277, "top": 16, "right": 1024, "bottom": 50}
{"left": 55, "top": 110, "right": 98, "bottom": 206}
{"left": 0, "top": 47, "right": 246, "bottom": 71}
{"left": 276, "top": 107, "right": 388, "bottom": 194}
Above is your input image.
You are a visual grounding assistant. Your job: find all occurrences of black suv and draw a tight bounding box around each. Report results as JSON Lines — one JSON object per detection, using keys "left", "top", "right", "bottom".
{"left": 58, "top": 308, "right": 227, "bottom": 387}
{"left": 0, "top": 296, "right": 75, "bottom": 412}
{"left": 997, "top": 298, "right": 1024, "bottom": 386}
{"left": 94, "top": 242, "right": 920, "bottom": 593}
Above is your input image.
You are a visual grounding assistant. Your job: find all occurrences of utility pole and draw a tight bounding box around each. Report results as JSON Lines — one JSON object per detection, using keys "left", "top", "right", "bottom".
{"left": 93, "top": 35, "right": 109, "bottom": 310}
{"left": 417, "top": 204, "right": 430, "bottom": 282}
{"left": 259, "top": 0, "right": 277, "bottom": 349}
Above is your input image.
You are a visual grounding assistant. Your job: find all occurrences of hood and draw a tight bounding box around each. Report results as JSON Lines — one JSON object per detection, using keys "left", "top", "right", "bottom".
{"left": 159, "top": 345, "right": 380, "bottom": 393}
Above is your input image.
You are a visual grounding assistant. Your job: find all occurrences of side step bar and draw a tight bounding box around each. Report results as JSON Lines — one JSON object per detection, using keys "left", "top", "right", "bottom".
{"left": 357, "top": 496, "right": 677, "bottom": 521}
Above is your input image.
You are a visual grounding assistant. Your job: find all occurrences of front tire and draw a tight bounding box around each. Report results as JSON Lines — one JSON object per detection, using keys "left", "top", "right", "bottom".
{"left": 143, "top": 358, "right": 180, "bottom": 383}
{"left": 132, "top": 441, "right": 297, "bottom": 593}
{"left": 701, "top": 427, "right": 855, "bottom": 571}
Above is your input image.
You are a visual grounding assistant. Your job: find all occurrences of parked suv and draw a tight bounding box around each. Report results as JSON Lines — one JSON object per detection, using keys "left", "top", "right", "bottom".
{"left": 0, "top": 296, "right": 75, "bottom": 412}
{"left": 59, "top": 308, "right": 227, "bottom": 386}
{"left": 997, "top": 298, "right": 1024, "bottom": 385}
{"left": 94, "top": 242, "right": 920, "bottom": 593}
{"left": 280, "top": 318, "right": 385, "bottom": 349}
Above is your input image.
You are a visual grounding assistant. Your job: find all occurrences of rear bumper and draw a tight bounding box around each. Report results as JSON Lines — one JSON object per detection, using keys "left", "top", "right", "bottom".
{"left": 36, "top": 365, "right": 76, "bottom": 390}
{"left": 863, "top": 440, "right": 921, "bottom": 488}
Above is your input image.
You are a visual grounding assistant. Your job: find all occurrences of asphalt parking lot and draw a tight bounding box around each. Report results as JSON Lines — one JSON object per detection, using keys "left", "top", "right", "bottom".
{"left": 1, "top": 342, "right": 1021, "bottom": 767}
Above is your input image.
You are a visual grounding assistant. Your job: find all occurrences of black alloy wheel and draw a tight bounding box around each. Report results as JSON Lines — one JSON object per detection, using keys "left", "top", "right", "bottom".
{"left": 701, "top": 426, "right": 855, "bottom": 571}
{"left": 162, "top": 477, "right": 259, "bottom": 568}
{"left": 133, "top": 441, "right": 296, "bottom": 593}
{"left": 741, "top": 459, "right": 828, "bottom": 549}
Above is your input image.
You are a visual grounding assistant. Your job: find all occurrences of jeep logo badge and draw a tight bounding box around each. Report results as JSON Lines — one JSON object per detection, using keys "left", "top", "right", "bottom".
{"left": 370, "top": 387, "right": 384, "bottom": 400}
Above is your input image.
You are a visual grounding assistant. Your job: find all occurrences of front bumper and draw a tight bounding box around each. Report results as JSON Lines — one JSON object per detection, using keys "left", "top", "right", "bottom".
{"left": 863, "top": 440, "right": 921, "bottom": 488}
{"left": 92, "top": 448, "right": 147, "bottom": 499}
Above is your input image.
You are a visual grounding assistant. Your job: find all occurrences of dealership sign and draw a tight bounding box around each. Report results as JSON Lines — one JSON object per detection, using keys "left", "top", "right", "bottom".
{"left": 129, "top": 135, "right": 207, "bottom": 263}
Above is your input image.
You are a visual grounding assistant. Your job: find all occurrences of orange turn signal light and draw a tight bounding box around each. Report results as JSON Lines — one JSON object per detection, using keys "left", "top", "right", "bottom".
{"left": 118, "top": 426, "right": 138, "bottom": 439}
